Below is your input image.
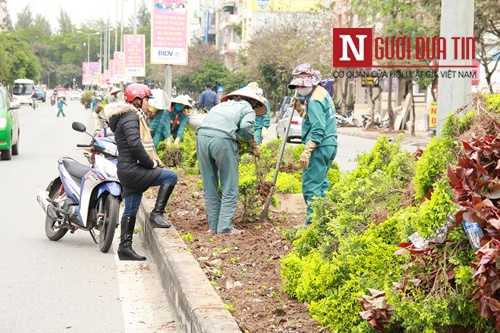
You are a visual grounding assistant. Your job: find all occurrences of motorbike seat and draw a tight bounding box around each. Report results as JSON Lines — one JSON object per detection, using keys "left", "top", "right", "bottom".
{"left": 62, "top": 158, "right": 92, "bottom": 183}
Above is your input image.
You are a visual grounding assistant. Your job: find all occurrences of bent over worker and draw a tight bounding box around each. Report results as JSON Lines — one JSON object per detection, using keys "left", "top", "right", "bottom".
{"left": 196, "top": 87, "right": 266, "bottom": 235}
{"left": 247, "top": 82, "right": 271, "bottom": 145}
{"left": 289, "top": 64, "right": 338, "bottom": 226}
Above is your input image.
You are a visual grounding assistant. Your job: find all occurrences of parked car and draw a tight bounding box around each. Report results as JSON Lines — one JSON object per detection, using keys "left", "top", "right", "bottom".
{"left": 276, "top": 95, "right": 306, "bottom": 123}
{"left": 276, "top": 108, "right": 303, "bottom": 143}
{"left": 55, "top": 88, "right": 67, "bottom": 100}
{"left": 0, "top": 85, "right": 21, "bottom": 160}
{"left": 70, "top": 90, "right": 82, "bottom": 100}
{"left": 34, "top": 85, "right": 46, "bottom": 102}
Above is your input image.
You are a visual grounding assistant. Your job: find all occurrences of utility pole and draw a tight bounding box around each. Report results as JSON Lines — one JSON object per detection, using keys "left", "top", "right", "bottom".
{"left": 436, "top": 0, "right": 475, "bottom": 136}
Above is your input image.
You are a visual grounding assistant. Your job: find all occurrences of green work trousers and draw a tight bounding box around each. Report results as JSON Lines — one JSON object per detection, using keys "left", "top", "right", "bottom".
{"left": 196, "top": 135, "right": 239, "bottom": 233}
{"left": 302, "top": 145, "right": 337, "bottom": 225}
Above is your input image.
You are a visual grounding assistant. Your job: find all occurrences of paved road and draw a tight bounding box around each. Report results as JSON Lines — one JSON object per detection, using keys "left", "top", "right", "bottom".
{"left": 265, "top": 116, "right": 431, "bottom": 171}
{"left": 0, "top": 96, "right": 179, "bottom": 333}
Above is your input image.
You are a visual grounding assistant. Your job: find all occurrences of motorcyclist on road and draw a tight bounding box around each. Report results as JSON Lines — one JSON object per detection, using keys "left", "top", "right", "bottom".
{"left": 288, "top": 64, "right": 338, "bottom": 226}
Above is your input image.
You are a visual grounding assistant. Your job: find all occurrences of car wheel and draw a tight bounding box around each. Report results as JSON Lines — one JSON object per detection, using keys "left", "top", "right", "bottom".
{"left": 42, "top": 98, "right": 46, "bottom": 102}
{"left": 12, "top": 130, "right": 19, "bottom": 155}
{"left": 1, "top": 148, "right": 12, "bottom": 160}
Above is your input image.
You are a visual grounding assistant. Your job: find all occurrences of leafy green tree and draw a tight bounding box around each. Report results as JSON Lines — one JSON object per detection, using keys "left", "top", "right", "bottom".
{"left": 241, "top": 11, "right": 333, "bottom": 109}
{"left": 0, "top": 33, "right": 40, "bottom": 85}
{"left": 14, "top": 5, "right": 34, "bottom": 30}
{"left": 474, "top": 0, "right": 500, "bottom": 93}
{"left": 57, "top": 9, "right": 74, "bottom": 34}
{"left": 34, "top": 14, "right": 52, "bottom": 35}
{"left": 137, "top": 0, "right": 150, "bottom": 27}
{"left": 352, "top": 0, "right": 441, "bottom": 132}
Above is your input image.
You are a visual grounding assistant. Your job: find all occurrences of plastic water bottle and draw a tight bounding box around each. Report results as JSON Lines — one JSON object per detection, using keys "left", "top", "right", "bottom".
{"left": 462, "top": 220, "right": 484, "bottom": 250}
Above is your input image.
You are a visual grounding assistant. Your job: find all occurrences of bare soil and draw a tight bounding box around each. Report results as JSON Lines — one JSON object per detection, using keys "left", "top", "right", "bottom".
{"left": 149, "top": 171, "right": 331, "bottom": 333}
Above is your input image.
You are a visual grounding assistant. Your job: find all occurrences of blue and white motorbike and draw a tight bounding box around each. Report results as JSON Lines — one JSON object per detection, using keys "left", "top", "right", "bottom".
{"left": 37, "top": 122, "right": 122, "bottom": 253}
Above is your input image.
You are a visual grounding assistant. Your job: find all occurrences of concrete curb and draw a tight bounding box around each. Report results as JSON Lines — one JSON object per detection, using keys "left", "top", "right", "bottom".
{"left": 137, "top": 201, "right": 242, "bottom": 333}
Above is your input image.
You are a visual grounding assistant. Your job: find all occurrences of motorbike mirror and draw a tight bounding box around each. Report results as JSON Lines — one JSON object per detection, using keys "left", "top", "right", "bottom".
{"left": 72, "top": 122, "right": 86, "bottom": 132}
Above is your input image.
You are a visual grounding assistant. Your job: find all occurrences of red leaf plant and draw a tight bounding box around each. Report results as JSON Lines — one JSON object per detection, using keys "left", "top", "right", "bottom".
{"left": 449, "top": 130, "right": 500, "bottom": 328}
{"left": 359, "top": 289, "right": 394, "bottom": 333}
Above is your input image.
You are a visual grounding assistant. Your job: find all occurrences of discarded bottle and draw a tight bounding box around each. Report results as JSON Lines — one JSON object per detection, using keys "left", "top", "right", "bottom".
{"left": 462, "top": 220, "right": 484, "bottom": 250}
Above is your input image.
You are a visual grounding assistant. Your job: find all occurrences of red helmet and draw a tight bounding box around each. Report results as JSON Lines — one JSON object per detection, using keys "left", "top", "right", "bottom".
{"left": 124, "top": 83, "right": 153, "bottom": 103}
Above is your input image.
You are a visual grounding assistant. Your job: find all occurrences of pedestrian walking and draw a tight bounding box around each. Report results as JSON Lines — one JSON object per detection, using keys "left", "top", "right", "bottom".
{"left": 196, "top": 87, "right": 265, "bottom": 235}
{"left": 104, "top": 83, "right": 178, "bottom": 261}
{"left": 198, "top": 83, "right": 218, "bottom": 111}
{"left": 56, "top": 96, "right": 67, "bottom": 117}
{"left": 247, "top": 82, "right": 271, "bottom": 145}
{"left": 288, "top": 63, "right": 338, "bottom": 226}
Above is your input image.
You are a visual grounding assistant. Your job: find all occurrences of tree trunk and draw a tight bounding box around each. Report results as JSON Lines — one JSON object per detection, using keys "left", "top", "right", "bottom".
{"left": 387, "top": 76, "right": 394, "bottom": 130}
{"left": 409, "top": 80, "right": 415, "bottom": 137}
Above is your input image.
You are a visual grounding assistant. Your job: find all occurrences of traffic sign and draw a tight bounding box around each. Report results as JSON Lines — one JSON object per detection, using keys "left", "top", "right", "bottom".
{"left": 217, "top": 85, "right": 224, "bottom": 93}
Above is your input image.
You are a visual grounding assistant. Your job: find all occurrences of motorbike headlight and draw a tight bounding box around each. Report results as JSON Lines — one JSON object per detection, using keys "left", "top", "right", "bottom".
{"left": 0, "top": 117, "right": 6, "bottom": 129}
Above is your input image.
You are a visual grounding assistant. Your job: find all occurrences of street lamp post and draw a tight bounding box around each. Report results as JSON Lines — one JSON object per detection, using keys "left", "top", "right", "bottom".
{"left": 77, "top": 30, "right": 100, "bottom": 90}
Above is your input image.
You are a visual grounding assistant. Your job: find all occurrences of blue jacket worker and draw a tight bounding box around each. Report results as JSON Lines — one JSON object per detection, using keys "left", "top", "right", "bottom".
{"left": 198, "top": 83, "right": 218, "bottom": 111}
{"left": 196, "top": 87, "right": 266, "bottom": 235}
{"left": 147, "top": 89, "right": 171, "bottom": 149}
{"left": 164, "top": 94, "right": 192, "bottom": 147}
{"left": 288, "top": 63, "right": 338, "bottom": 226}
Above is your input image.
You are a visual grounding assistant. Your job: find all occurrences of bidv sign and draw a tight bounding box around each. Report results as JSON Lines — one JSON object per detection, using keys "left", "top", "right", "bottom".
{"left": 157, "top": 50, "right": 180, "bottom": 58}
{"left": 333, "top": 28, "right": 475, "bottom": 68}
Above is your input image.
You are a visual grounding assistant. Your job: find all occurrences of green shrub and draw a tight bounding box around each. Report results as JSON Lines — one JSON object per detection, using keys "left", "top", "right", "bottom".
{"left": 413, "top": 136, "right": 457, "bottom": 199}
{"left": 415, "top": 178, "right": 455, "bottom": 238}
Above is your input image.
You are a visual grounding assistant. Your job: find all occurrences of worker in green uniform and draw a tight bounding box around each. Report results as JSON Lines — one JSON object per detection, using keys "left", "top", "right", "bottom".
{"left": 247, "top": 82, "right": 271, "bottom": 145}
{"left": 196, "top": 87, "right": 266, "bottom": 235}
{"left": 164, "top": 95, "right": 192, "bottom": 147}
{"left": 289, "top": 64, "right": 338, "bottom": 226}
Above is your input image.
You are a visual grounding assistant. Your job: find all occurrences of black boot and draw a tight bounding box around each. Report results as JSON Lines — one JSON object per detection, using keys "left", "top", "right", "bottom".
{"left": 118, "top": 216, "right": 146, "bottom": 261}
{"left": 149, "top": 184, "right": 174, "bottom": 228}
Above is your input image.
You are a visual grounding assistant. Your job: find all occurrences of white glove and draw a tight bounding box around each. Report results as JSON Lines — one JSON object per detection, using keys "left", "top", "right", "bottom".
{"left": 166, "top": 137, "right": 173, "bottom": 147}
{"left": 174, "top": 137, "right": 181, "bottom": 146}
{"left": 262, "top": 127, "right": 268, "bottom": 139}
{"left": 300, "top": 141, "right": 317, "bottom": 169}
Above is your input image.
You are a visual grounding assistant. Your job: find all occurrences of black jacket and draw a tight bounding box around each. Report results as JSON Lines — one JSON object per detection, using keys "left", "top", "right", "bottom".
{"left": 104, "top": 102, "right": 161, "bottom": 197}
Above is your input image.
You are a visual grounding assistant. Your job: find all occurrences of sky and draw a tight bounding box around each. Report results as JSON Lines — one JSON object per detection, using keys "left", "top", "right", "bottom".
{"left": 6, "top": 0, "right": 140, "bottom": 31}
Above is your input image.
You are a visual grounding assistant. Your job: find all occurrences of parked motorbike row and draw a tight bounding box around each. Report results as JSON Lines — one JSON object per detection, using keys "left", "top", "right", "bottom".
{"left": 335, "top": 109, "right": 361, "bottom": 127}
{"left": 361, "top": 112, "right": 390, "bottom": 129}
{"left": 37, "top": 122, "right": 121, "bottom": 253}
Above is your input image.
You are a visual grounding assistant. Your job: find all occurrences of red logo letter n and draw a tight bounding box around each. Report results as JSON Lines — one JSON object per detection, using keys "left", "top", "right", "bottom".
{"left": 333, "top": 28, "right": 372, "bottom": 68}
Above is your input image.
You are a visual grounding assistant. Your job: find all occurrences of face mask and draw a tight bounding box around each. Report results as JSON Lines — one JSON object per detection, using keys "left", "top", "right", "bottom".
{"left": 174, "top": 104, "right": 184, "bottom": 111}
{"left": 297, "top": 87, "right": 313, "bottom": 96}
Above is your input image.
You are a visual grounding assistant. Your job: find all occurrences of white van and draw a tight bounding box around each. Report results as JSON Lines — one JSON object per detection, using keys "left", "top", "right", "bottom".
{"left": 13, "top": 79, "right": 35, "bottom": 104}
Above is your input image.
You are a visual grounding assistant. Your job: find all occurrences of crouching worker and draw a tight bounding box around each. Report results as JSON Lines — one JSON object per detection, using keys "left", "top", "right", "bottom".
{"left": 104, "top": 83, "right": 178, "bottom": 261}
{"left": 165, "top": 95, "right": 192, "bottom": 147}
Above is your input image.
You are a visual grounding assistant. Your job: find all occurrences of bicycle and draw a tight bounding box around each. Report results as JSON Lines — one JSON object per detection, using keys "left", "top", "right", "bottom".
{"left": 32, "top": 98, "right": 38, "bottom": 110}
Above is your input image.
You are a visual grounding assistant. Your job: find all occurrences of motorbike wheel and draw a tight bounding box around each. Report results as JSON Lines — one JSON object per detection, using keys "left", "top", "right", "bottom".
{"left": 97, "top": 195, "right": 119, "bottom": 253}
{"left": 45, "top": 184, "right": 68, "bottom": 241}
